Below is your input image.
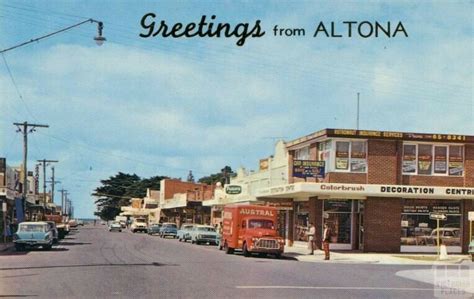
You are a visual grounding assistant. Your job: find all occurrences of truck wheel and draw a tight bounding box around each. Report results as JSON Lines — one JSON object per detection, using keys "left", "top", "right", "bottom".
{"left": 275, "top": 252, "right": 282, "bottom": 259}
{"left": 243, "top": 243, "right": 250, "bottom": 257}
{"left": 224, "top": 242, "right": 234, "bottom": 254}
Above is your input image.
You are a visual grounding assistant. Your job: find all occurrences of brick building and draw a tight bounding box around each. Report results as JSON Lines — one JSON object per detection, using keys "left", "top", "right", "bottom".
{"left": 159, "top": 179, "right": 215, "bottom": 227}
{"left": 256, "top": 129, "right": 474, "bottom": 253}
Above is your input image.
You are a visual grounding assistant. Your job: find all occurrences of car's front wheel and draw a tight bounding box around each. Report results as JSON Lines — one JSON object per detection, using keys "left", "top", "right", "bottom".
{"left": 15, "top": 244, "right": 24, "bottom": 251}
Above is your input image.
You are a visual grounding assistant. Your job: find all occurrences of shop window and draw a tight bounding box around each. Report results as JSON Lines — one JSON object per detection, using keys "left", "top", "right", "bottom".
{"left": 400, "top": 201, "right": 461, "bottom": 247}
{"left": 295, "top": 146, "right": 310, "bottom": 160}
{"left": 334, "top": 141, "right": 367, "bottom": 173}
{"left": 295, "top": 202, "right": 309, "bottom": 242}
{"left": 449, "top": 145, "right": 464, "bottom": 176}
{"left": 335, "top": 141, "right": 350, "bottom": 170}
{"left": 402, "top": 144, "right": 417, "bottom": 173}
{"left": 323, "top": 200, "right": 352, "bottom": 244}
{"left": 402, "top": 143, "right": 464, "bottom": 176}
{"left": 418, "top": 144, "right": 433, "bottom": 175}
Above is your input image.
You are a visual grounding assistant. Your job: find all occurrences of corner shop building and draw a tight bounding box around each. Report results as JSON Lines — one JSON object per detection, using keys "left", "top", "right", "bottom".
{"left": 256, "top": 129, "right": 474, "bottom": 254}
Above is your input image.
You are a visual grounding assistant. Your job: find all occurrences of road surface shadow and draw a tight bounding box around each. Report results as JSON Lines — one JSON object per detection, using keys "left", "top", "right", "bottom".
{"left": 0, "top": 262, "right": 178, "bottom": 271}
{"left": 58, "top": 241, "right": 91, "bottom": 246}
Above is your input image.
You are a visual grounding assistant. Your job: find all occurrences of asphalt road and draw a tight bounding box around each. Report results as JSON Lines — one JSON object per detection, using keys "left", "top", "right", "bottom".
{"left": 0, "top": 224, "right": 441, "bottom": 299}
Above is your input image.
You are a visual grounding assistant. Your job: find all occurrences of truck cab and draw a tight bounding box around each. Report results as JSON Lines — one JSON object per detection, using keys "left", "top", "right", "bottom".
{"left": 221, "top": 205, "right": 284, "bottom": 258}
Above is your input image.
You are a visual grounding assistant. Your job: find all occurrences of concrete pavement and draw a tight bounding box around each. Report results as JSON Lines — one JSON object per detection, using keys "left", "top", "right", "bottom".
{"left": 283, "top": 243, "right": 471, "bottom": 265}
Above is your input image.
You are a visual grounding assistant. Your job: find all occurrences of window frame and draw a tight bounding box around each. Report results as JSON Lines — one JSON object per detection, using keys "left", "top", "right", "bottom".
{"left": 330, "top": 139, "right": 368, "bottom": 173}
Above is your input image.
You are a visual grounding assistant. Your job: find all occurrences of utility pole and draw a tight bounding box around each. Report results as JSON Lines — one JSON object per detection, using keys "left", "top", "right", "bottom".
{"left": 13, "top": 122, "right": 49, "bottom": 221}
{"left": 47, "top": 166, "right": 62, "bottom": 204}
{"left": 37, "top": 159, "right": 58, "bottom": 213}
{"left": 59, "top": 189, "right": 68, "bottom": 215}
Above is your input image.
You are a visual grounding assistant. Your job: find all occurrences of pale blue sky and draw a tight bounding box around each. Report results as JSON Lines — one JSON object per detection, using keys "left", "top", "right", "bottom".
{"left": 0, "top": 1, "right": 472, "bottom": 218}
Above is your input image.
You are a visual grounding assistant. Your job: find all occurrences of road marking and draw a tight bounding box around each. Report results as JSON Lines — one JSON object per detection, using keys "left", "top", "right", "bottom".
{"left": 235, "top": 286, "right": 434, "bottom": 291}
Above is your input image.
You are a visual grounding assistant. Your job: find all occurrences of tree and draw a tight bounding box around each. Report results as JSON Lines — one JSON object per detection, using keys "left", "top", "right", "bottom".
{"left": 93, "top": 172, "right": 167, "bottom": 221}
{"left": 198, "top": 166, "right": 235, "bottom": 185}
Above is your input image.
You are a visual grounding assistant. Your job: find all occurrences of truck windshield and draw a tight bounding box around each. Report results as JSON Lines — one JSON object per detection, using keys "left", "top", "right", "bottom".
{"left": 248, "top": 220, "right": 274, "bottom": 229}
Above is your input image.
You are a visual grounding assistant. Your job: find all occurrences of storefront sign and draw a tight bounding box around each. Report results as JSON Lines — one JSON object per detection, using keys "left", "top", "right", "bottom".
{"left": 257, "top": 182, "right": 474, "bottom": 199}
{"left": 429, "top": 213, "right": 447, "bottom": 220}
{"left": 326, "top": 129, "right": 473, "bottom": 143}
{"left": 225, "top": 185, "right": 242, "bottom": 195}
{"left": 292, "top": 160, "right": 325, "bottom": 178}
{"left": 266, "top": 201, "right": 293, "bottom": 210}
{"left": 468, "top": 212, "right": 474, "bottom": 221}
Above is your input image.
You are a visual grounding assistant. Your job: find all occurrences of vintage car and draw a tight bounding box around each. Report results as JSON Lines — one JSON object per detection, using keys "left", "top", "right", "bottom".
{"left": 148, "top": 223, "right": 162, "bottom": 235}
{"left": 13, "top": 222, "right": 54, "bottom": 251}
{"left": 190, "top": 225, "right": 219, "bottom": 245}
{"left": 131, "top": 218, "right": 148, "bottom": 233}
{"left": 45, "top": 221, "right": 59, "bottom": 244}
{"left": 177, "top": 224, "right": 195, "bottom": 242}
{"left": 418, "top": 228, "right": 461, "bottom": 246}
{"left": 160, "top": 223, "right": 178, "bottom": 238}
{"left": 108, "top": 221, "right": 122, "bottom": 232}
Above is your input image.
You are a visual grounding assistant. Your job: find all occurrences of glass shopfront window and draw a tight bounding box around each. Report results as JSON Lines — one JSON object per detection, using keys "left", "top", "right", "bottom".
{"left": 295, "top": 202, "right": 309, "bottom": 242}
{"left": 401, "top": 200, "right": 461, "bottom": 250}
{"left": 323, "top": 200, "right": 353, "bottom": 244}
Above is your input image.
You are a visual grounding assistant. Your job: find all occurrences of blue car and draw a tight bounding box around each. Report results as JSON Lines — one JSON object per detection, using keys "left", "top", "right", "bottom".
{"left": 177, "top": 224, "right": 195, "bottom": 242}
{"left": 160, "top": 223, "right": 178, "bottom": 238}
{"left": 14, "top": 222, "right": 54, "bottom": 251}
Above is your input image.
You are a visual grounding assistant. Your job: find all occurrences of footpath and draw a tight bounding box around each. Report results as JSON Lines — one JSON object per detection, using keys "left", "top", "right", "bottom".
{"left": 283, "top": 244, "right": 471, "bottom": 265}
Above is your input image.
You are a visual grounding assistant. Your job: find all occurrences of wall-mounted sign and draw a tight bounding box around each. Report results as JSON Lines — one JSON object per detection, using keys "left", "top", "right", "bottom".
{"left": 225, "top": 185, "right": 242, "bottom": 195}
{"left": 429, "top": 213, "right": 447, "bottom": 220}
{"left": 259, "top": 158, "right": 269, "bottom": 171}
{"left": 293, "top": 160, "right": 325, "bottom": 178}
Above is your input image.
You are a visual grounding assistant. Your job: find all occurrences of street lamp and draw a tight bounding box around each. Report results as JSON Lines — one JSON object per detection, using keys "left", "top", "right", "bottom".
{"left": 94, "top": 22, "right": 106, "bottom": 46}
{"left": 0, "top": 18, "right": 106, "bottom": 54}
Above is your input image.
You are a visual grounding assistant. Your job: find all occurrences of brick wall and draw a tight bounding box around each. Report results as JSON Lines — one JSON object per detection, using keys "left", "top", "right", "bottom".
{"left": 364, "top": 197, "right": 402, "bottom": 252}
{"left": 162, "top": 179, "right": 214, "bottom": 200}
{"left": 402, "top": 175, "right": 465, "bottom": 187}
{"left": 367, "top": 140, "right": 399, "bottom": 184}
{"left": 465, "top": 144, "right": 474, "bottom": 187}
{"left": 325, "top": 172, "right": 366, "bottom": 184}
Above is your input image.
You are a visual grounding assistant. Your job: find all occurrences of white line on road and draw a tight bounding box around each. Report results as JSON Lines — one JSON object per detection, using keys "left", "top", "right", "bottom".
{"left": 235, "top": 286, "right": 434, "bottom": 291}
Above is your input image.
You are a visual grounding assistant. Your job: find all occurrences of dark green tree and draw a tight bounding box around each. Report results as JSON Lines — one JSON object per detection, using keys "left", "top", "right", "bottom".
{"left": 198, "top": 166, "right": 235, "bottom": 185}
{"left": 93, "top": 172, "right": 167, "bottom": 221}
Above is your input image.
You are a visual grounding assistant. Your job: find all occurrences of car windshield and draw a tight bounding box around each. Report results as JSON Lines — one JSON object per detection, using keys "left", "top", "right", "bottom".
{"left": 164, "top": 224, "right": 177, "bottom": 228}
{"left": 182, "top": 225, "right": 193, "bottom": 230}
{"left": 135, "top": 219, "right": 146, "bottom": 223}
{"left": 197, "top": 227, "right": 215, "bottom": 232}
{"left": 248, "top": 219, "right": 274, "bottom": 229}
{"left": 19, "top": 224, "right": 47, "bottom": 232}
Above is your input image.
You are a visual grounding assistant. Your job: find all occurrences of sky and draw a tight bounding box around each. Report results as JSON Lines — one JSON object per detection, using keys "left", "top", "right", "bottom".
{"left": 0, "top": 1, "right": 472, "bottom": 218}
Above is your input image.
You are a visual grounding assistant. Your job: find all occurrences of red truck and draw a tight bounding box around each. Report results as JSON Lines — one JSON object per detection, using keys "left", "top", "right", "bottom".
{"left": 221, "top": 205, "right": 284, "bottom": 258}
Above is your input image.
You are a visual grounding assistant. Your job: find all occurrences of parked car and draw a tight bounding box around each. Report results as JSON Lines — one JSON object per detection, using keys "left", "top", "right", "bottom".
{"left": 68, "top": 219, "right": 78, "bottom": 228}
{"left": 45, "top": 221, "right": 59, "bottom": 244}
{"left": 131, "top": 218, "right": 148, "bottom": 233}
{"left": 177, "top": 224, "right": 195, "bottom": 242}
{"left": 77, "top": 220, "right": 84, "bottom": 226}
{"left": 13, "top": 222, "right": 54, "bottom": 251}
{"left": 190, "top": 225, "right": 219, "bottom": 245}
{"left": 160, "top": 223, "right": 178, "bottom": 238}
{"left": 418, "top": 228, "right": 461, "bottom": 246}
{"left": 148, "top": 223, "right": 162, "bottom": 235}
{"left": 108, "top": 221, "right": 122, "bottom": 232}
{"left": 119, "top": 220, "right": 127, "bottom": 228}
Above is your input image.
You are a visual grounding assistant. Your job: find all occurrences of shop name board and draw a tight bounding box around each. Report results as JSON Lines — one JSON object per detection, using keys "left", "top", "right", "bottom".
{"left": 381, "top": 186, "right": 473, "bottom": 196}
{"left": 293, "top": 160, "right": 325, "bottom": 178}
{"left": 225, "top": 185, "right": 242, "bottom": 195}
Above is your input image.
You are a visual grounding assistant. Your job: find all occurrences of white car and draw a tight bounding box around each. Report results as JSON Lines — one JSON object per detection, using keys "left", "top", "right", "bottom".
{"left": 189, "top": 225, "right": 219, "bottom": 245}
{"left": 108, "top": 221, "right": 122, "bottom": 232}
{"left": 131, "top": 218, "right": 148, "bottom": 233}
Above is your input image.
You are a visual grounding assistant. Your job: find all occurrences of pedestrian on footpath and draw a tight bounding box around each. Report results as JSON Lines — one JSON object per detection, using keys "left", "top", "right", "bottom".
{"left": 306, "top": 222, "right": 316, "bottom": 255}
{"left": 322, "top": 223, "right": 332, "bottom": 260}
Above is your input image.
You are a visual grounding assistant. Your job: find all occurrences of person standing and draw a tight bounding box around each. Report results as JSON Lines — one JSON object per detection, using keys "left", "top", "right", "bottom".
{"left": 306, "top": 222, "right": 316, "bottom": 255}
{"left": 322, "top": 223, "right": 332, "bottom": 260}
